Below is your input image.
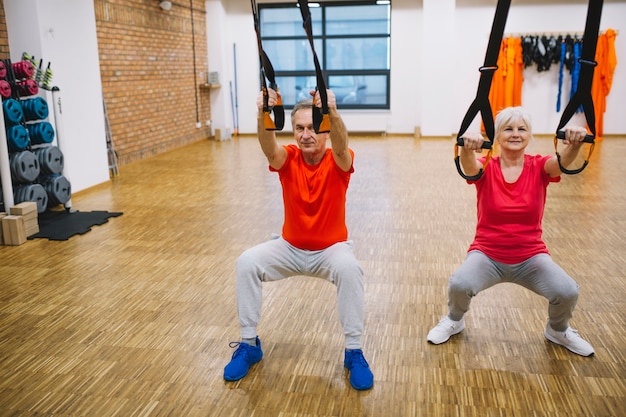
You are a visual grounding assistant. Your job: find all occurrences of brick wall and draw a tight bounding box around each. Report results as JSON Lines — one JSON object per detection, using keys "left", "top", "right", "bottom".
{"left": 95, "top": 0, "right": 211, "bottom": 165}
{"left": 0, "top": 2, "right": 9, "bottom": 60}
{"left": 0, "top": 1, "right": 212, "bottom": 166}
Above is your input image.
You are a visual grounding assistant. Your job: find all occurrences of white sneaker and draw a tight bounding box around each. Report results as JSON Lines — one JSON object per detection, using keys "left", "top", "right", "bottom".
{"left": 544, "top": 325, "right": 595, "bottom": 357}
{"left": 427, "top": 316, "right": 465, "bottom": 344}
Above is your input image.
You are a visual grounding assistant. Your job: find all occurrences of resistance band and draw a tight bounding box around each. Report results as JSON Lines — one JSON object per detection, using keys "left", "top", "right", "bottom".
{"left": 251, "top": 0, "right": 284, "bottom": 131}
{"left": 454, "top": 0, "right": 512, "bottom": 181}
{"left": 297, "top": 0, "right": 330, "bottom": 133}
{"left": 554, "top": 0, "right": 602, "bottom": 175}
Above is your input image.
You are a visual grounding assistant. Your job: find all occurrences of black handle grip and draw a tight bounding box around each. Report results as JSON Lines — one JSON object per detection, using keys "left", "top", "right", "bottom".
{"left": 556, "top": 130, "right": 595, "bottom": 143}
{"left": 456, "top": 137, "right": 493, "bottom": 149}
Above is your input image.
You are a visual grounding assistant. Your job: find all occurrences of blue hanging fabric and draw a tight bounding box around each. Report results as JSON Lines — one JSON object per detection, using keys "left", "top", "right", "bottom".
{"left": 570, "top": 39, "right": 581, "bottom": 100}
{"left": 557, "top": 40, "right": 566, "bottom": 112}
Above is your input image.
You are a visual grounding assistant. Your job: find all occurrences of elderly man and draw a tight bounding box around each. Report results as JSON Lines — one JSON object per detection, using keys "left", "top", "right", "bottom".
{"left": 223, "top": 88, "right": 374, "bottom": 391}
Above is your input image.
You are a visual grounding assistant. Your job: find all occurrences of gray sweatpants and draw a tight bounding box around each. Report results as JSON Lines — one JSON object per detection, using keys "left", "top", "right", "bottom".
{"left": 447, "top": 250, "right": 579, "bottom": 331}
{"left": 236, "top": 235, "right": 364, "bottom": 349}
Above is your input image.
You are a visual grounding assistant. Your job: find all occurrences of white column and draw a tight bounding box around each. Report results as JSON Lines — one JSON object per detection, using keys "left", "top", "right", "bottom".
{"left": 206, "top": 0, "right": 234, "bottom": 139}
{"left": 0, "top": 102, "right": 14, "bottom": 210}
{"left": 421, "top": 0, "right": 456, "bottom": 137}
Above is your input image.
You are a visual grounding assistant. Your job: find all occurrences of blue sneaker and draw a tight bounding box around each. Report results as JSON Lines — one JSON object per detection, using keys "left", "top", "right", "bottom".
{"left": 223, "top": 337, "right": 263, "bottom": 381}
{"left": 344, "top": 349, "right": 374, "bottom": 390}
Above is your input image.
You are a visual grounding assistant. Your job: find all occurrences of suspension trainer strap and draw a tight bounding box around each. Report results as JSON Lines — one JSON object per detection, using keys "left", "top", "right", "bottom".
{"left": 297, "top": 0, "right": 330, "bottom": 133}
{"left": 454, "top": 0, "right": 511, "bottom": 181}
{"left": 251, "top": 0, "right": 284, "bottom": 131}
{"left": 554, "top": 0, "right": 602, "bottom": 175}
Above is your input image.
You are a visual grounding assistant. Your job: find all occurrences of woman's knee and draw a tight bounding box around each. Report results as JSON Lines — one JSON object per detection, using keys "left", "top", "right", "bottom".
{"left": 555, "top": 279, "right": 579, "bottom": 304}
{"left": 448, "top": 272, "right": 474, "bottom": 296}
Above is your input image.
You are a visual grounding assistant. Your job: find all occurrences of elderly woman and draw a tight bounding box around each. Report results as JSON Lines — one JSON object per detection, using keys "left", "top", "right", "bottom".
{"left": 427, "top": 107, "right": 594, "bottom": 356}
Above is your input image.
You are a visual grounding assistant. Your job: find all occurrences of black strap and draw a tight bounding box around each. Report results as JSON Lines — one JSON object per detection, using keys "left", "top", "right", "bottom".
{"left": 554, "top": 0, "right": 602, "bottom": 174}
{"left": 251, "top": 0, "right": 284, "bottom": 131}
{"left": 454, "top": 0, "right": 511, "bottom": 180}
{"left": 297, "top": 0, "right": 330, "bottom": 133}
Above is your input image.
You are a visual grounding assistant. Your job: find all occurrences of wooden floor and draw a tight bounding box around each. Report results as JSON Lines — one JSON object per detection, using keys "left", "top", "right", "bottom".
{"left": 1, "top": 135, "right": 625, "bottom": 417}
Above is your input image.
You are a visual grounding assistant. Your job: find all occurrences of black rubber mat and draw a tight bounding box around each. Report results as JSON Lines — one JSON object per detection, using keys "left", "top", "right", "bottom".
{"left": 28, "top": 210, "right": 123, "bottom": 241}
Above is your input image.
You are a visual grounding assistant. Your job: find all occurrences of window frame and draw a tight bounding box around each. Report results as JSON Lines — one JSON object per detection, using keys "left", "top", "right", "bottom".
{"left": 258, "top": 0, "right": 391, "bottom": 110}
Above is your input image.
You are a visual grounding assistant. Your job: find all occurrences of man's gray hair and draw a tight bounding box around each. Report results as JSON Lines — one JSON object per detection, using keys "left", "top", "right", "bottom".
{"left": 291, "top": 99, "right": 313, "bottom": 126}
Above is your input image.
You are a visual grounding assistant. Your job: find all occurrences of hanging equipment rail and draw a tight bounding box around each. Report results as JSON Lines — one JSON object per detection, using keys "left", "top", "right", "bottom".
{"left": 297, "top": 0, "right": 330, "bottom": 134}
{"left": 454, "top": 0, "right": 511, "bottom": 181}
{"left": 250, "top": 0, "right": 284, "bottom": 131}
{"left": 553, "top": 0, "right": 603, "bottom": 175}
{"left": 504, "top": 29, "right": 617, "bottom": 38}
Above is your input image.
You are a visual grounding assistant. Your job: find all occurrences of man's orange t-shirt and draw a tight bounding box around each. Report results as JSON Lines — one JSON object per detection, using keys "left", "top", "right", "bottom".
{"left": 270, "top": 144, "right": 354, "bottom": 250}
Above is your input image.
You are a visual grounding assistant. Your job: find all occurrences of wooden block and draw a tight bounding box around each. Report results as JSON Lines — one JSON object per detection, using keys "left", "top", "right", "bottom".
{"left": 25, "top": 224, "right": 39, "bottom": 237}
{"left": 215, "top": 128, "right": 232, "bottom": 141}
{"left": 2, "top": 215, "right": 10, "bottom": 245}
{"left": 23, "top": 212, "right": 38, "bottom": 222}
{"left": 24, "top": 216, "right": 39, "bottom": 229}
{"left": 0, "top": 212, "right": 5, "bottom": 245}
{"left": 10, "top": 202, "right": 37, "bottom": 216}
{"left": 2, "top": 215, "right": 27, "bottom": 246}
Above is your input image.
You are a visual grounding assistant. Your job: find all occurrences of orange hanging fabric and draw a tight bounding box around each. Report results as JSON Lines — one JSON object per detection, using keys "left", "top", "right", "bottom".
{"left": 591, "top": 28, "right": 617, "bottom": 139}
{"left": 487, "top": 41, "right": 506, "bottom": 115}
{"left": 510, "top": 37, "right": 524, "bottom": 106}
{"left": 506, "top": 37, "right": 524, "bottom": 107}
{"left": 483, "top": 37, "right": 523, "bottom": 132}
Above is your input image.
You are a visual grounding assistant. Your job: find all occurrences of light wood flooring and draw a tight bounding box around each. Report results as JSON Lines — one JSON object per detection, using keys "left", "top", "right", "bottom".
{"left": 1, "top": 135, "right": 625, "bottom": 417}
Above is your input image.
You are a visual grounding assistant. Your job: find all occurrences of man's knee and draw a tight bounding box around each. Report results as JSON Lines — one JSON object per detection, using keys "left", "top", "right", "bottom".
{"left": 236, "top": 248, "right": 261, "bottom": 276}
{"left": 331, "top": 256, "right": 363, "bottom": 288}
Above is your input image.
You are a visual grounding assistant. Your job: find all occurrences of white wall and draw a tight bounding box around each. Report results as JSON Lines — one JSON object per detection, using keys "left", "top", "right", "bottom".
{"left": 2, "top": 1, "right": 623, "bottom": 197}
{"left": 3, "top": 0, "right": 110, "bottom": 194}
{"left": 212, "top": 0, "right": 626, "bottom": 136}
{"left": 453, "top": 3, "right": 626, "bottom": 135}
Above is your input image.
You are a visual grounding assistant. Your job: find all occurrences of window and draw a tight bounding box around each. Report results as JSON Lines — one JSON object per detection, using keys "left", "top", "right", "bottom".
{"left": 259, "top": 1, "right": 391, "bottom": 110}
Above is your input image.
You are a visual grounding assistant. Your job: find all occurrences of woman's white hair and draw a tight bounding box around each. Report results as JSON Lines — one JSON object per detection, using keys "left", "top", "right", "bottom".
{"left": 495, "top": 106, "right": 533, "bottom": 136}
